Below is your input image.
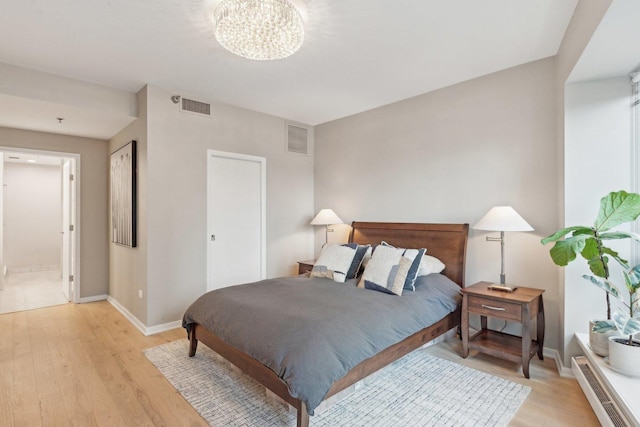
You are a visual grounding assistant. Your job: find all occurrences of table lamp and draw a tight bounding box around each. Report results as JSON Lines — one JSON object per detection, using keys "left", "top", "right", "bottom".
{"left": 473, "top": 206, "right": 533, "bottom": 292}
{"left": 311, "top": 209, "right": 343, "bottom": 245}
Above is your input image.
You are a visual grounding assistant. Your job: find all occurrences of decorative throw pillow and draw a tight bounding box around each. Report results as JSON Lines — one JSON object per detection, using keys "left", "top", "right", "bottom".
{"left": 358, "top": 245, "right": 426, "bottom": 295}
{"left": 400, "top": 248, "right": 428, "bottom": 290}
{"left": 310, "top": 243, "right": 358, "bottom": 282}
{"left": 418, "top": 255, "right": 446, "bottom": 276}
{"left": 345, "top": 244, "right": 371, "bottom": 279}
{"left": 381, "top": 241, "right": 445, "bottom": 277}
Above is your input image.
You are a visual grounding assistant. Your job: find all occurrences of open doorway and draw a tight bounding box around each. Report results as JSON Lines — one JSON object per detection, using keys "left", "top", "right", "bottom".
{"left": 0, "top": 148, "right": 79, "bottom": 314}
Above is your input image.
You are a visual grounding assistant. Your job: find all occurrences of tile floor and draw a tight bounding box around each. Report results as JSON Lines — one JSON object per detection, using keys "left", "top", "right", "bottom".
{"left": 0, "top": 270, "right": 68, "bottom": 314}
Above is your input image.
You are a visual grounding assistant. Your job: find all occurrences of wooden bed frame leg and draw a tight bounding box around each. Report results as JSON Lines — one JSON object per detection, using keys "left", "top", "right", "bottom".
{"left": 297, "top": 402, "right": 309, "bottom": 427}
{"left": 189, "top": 333, "right": 198, "bottom": 357}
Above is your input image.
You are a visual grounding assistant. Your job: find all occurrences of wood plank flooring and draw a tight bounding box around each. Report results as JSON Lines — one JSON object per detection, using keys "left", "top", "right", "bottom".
{"left": 0, "top": 301, "right": 598, "bottom": 426}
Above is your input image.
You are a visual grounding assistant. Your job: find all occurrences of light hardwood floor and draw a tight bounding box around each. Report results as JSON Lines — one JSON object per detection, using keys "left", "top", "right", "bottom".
{"left": 0, "top": 301, "right": 599, "bottom": 426}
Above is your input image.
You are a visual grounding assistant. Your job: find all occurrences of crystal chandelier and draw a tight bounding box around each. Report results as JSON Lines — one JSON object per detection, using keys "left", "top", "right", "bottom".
{"left": 214, "top": 0, "right": 304, "bottom": 61}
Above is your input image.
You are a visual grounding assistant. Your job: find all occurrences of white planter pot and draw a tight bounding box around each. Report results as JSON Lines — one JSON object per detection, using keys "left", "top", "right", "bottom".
{"left": 608, "top": 336, "right": 640, "bottom": 377}
{"left": 589, "top": 320, "right": 617, "bottom": 357}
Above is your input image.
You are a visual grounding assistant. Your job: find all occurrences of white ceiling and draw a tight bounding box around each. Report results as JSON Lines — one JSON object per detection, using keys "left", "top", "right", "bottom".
{"left": 0, "top": 0, "right": 580, "bottom": 139}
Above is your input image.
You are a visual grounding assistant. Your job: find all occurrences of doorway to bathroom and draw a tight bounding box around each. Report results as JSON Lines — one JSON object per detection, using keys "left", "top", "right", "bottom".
{"left": 0, "top": 148, "right": 78, "bottom": 314}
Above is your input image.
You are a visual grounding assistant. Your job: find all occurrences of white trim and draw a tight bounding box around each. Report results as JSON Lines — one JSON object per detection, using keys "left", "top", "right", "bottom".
{"left": 631, "top": 78, "right": 639, "bottom": 265}
{"left": 107, "top": 295, "right": 147, "bottom": 335}
{"left": 542, "top": 346, "right": 573, "bottom": 377}
{"left": 107, "top": 296, "right": 182, "bottom": 336}
{"left": 146, "top": 320, "right": 183, "bottom": 335}
{"left": 77, "top": 294, "right": 108, "bottom": 304}
{"left": 0, "top": 146, "right": 81, "bottom": 303}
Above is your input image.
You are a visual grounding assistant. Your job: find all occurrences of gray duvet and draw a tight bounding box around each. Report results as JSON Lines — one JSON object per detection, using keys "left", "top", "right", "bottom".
{"left": 182, "top": 273, "right": 461, "bottom": 415}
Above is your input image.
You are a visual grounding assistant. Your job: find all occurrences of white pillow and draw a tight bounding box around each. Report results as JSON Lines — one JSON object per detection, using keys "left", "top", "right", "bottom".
{"left": 310, "top": 243, "right": 358, "bottom": 282}
{"left": 358, "top": 245, "right": 425, "bottom": 295}
{"left": 419, "top": 255, "right": 445, "bottom": 276}
{"left": 380, "top": 241, "right": 445, "bottom": 277}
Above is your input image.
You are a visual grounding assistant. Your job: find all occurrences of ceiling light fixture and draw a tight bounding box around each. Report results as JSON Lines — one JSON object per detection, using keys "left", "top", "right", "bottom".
{"left": 214, "top": 0, "right": 304, "bottom": 61}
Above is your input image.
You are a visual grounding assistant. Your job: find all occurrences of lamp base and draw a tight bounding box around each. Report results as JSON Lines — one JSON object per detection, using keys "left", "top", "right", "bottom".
{"left": 487, "top": 283, "right": 517, "bottom": 292}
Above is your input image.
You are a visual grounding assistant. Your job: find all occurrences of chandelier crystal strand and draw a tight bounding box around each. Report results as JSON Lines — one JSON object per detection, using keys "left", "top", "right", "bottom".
{"left": 214, "top": 0, "right": 304, "bottom": 61}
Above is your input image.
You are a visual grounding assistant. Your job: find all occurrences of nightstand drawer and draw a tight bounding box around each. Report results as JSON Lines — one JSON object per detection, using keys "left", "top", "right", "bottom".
{"left": 467, "top": 296, "right": 521, "bottom": 321}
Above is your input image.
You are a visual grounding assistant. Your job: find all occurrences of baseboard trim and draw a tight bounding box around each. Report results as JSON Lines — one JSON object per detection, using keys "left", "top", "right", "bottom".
{"left": 147, "top": 320, "right": 183, "bottom": 336}
{"left": 107, "top": 296, "right": 182, "bottom": 336}
{"left": 8, "top": 265, "right": 60, "bottom": 274}
{"left": 107, "top": 296, "right": 147, "bottom": 336}
{"left": 77, "top": 294, "right": 108, "bottom": 304}
{"left": 543, "top": 346, "right": 573, "bottom": 377}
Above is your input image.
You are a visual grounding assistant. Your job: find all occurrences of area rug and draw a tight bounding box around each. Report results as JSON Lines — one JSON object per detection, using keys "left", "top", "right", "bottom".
{"left": 144, "top": 340, "right": 530, "bottom": 426}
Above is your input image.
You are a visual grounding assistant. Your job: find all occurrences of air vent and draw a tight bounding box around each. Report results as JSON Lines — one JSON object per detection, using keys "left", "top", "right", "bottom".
{"left": 287, "top": 124, "right": 309, "bottom": 155}
{"left": 572, "top": 356, "right": 630, "bottom": 427}
{"left": 180, "top": 97, "right": 211, "bottom": 117}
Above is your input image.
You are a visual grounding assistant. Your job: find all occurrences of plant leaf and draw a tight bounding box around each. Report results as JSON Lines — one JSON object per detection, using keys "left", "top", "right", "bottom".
{"left": 594, "top": 191, "right": 640, "bottom": 232}
{"left": 612, "top": 310, "right": 640, "bottom": 336}
{"left": 541, "top": 226, "right": 592, "bottom": 245}
{"left": 587, "top": 256, "right": 608, "bottom": 278}
{"left": 582, "top": 274, "right": 620, "bottom": 299}
{"left": 549, "top": 238, "right": 588, "bottom": 266}
{"left": 599, "top": 231, "right": 640, "bottom": 241}
{"left": 626, "top": 264, "right": 640, "bottom": 293}
{"left": 592, "top": 320, "right": 616, "bottom": 333}
{"left": 601, "top": 246, "right": 629, "bottom": 270}
{"left": 580, "top": 238, "right": 599, "bottom": 260}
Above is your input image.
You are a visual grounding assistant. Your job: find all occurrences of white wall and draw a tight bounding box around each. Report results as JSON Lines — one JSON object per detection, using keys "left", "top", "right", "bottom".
{"left": 563, "top": 77, "right": 633, "bottom": 365}
{"left": 4, "top": 162, "right": 61, "bottom": 271}
{"left": 315, "top": 58, "right": 561, "bottom": 349}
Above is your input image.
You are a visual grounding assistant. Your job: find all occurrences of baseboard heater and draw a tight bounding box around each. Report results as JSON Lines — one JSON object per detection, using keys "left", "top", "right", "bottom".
{"left": 572, "top": 356, "right": 631, "bottom": 427}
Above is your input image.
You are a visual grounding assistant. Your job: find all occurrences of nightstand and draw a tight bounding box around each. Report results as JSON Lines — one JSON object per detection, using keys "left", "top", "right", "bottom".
{"left": 461, "top": 281, "right": 545, "bottom": 378}
{"left": 297, "top": 259, "right": 315, "bottom": 275}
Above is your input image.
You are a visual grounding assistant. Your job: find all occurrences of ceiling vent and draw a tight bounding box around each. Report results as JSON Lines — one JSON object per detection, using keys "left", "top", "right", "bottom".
{"left": 180, "top": 97, "right": 211, "bottom": 117}
{"left": 287, "top": 123, "right": 310, "bottom": 155}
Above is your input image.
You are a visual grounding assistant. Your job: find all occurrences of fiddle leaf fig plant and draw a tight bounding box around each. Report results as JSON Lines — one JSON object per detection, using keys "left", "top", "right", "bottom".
{"left": 541, "top": 191, "right": 640, "bottom": 319}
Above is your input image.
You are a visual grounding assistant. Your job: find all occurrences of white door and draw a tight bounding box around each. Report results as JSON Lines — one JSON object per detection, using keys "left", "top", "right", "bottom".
{"left": 61, "top": 159, "right": 73, "bottom": 301}
{"left": 207, "top": 151, "right": 265, "bottom": 292}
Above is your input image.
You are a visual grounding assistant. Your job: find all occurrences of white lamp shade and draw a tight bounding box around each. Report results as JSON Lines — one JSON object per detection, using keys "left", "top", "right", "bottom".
{"left": 310, "top": 209, "right": 343, "bottom": 226}
{"left": 473, "top": 206, "right": 533, "bottom": 232}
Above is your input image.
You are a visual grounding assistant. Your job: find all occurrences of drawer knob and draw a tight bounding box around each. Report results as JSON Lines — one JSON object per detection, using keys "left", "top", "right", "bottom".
{"left": 481, "top": 304, "right": 506, "bottom": 311}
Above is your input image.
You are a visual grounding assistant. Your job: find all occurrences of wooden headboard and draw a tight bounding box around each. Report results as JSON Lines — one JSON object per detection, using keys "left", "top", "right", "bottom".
{"left": 349, "top": 222, "right": 469, "bottom": 287}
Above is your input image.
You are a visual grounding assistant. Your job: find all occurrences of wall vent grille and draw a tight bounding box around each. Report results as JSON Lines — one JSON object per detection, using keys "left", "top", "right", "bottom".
{"left": 287, "top": 124, "right": 309, "bottom": 155}
{"left": 180, "top": 98, "right": 211, "bottom": 116}
{"left": 574, "top": 356, "right": 630, "bottom": 427}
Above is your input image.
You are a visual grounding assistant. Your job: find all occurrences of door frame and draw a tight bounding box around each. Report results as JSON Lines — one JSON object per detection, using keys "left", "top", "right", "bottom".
{"left": 206, "top": 149, "right": 266, "bottom": 291}
{"left": 0, "top": 146, "right": 81, "bottom": 302}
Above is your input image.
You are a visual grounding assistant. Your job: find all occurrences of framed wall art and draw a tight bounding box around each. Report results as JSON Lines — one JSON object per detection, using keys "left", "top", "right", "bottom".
{"left": 111, "top": 140, "right": 137, "bottom": 247}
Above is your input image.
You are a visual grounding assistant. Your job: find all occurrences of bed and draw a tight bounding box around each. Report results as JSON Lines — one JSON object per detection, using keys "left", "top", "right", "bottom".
{"left": 182, "top": 221, "right": 469, "bottom": 427}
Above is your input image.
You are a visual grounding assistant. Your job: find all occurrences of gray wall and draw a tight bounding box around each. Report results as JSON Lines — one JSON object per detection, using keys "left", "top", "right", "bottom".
{"left": 110, "top": 87, "right": 149, "bottom": 324}
{"left": 0, "top": 126, "right": 109, "bottom": 299}
{"left": 4, "top": 162, "right": 61, "bottom": 271}
{"left": 315, "top": 58, "right": 561, "bottom": 349}
{"left": 109, "top": 84, "right": 315, "bottom": 328}
{"left": 313, "top": 0, "right": 616, "bottom": 360}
